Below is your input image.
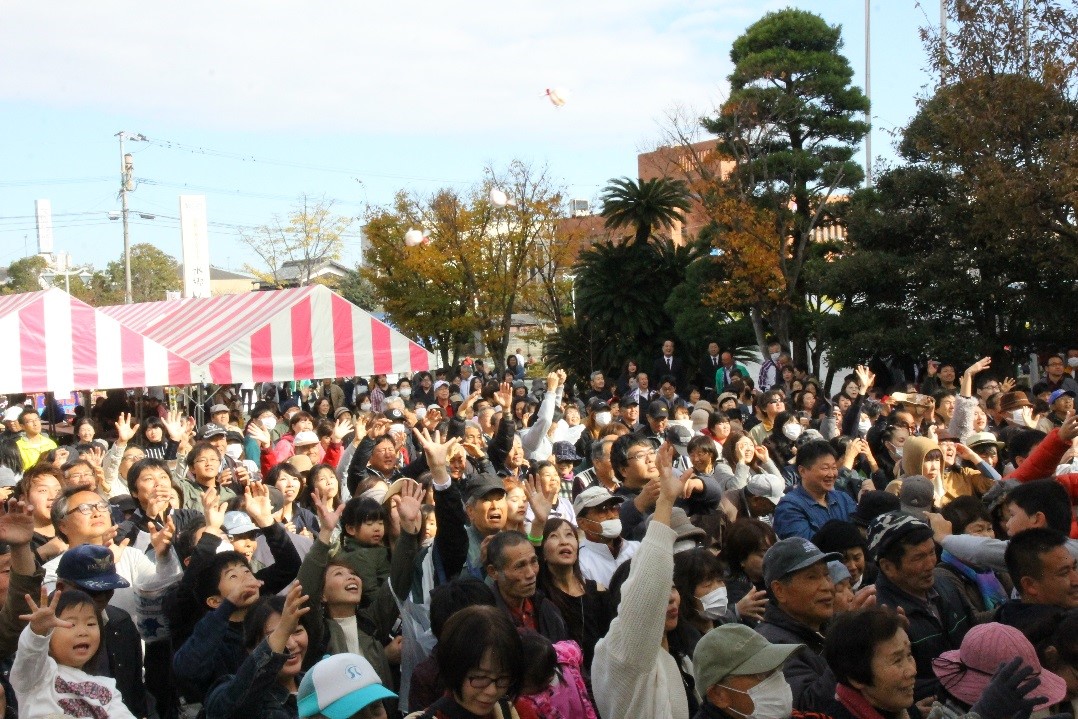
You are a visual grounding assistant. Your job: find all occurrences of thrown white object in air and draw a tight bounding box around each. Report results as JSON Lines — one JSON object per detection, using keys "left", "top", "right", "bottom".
{"left": 404, "top": 228, "right": 426, "bottom": 247}
{"left": 489, "top": 188, "right": 515, "bottom": 208}
{"left": 545, "top": 87, "right": 568, "bottom": 107}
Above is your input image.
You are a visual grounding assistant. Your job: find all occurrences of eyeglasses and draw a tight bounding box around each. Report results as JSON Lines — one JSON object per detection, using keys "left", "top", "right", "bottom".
{"left": 628, "top": 449, "right": 657, "bottom": 462}
{"left": 67, "top": 501, "right": 110, "bottom": 517}
{"left": 466, "top": 674, "right": 513, "bottom": 690}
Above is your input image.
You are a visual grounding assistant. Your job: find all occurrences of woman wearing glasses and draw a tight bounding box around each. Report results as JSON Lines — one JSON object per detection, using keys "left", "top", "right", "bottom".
{"left": 406, "top": 604, "right": 532, "bottom": 719}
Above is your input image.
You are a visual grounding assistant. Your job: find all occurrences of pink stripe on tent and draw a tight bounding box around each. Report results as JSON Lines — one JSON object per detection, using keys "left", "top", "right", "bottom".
{"left": 331, "top": 293, "right": 355, "bottom": 379}
{"left": 292, "top": 298, "right": 314, "bottom": 379}
{"left": 210, "top": 353, "right": 232, "bottom": 385}
{"left": 20, "top": 299, "right": 47, "bottom": 391}
{"left": 371, "top": 319, "right": 392, "bottom": 375}
{"left": 409, "top": 341, "right": 430, "bottom": 373}
{"left": 167, "top": 352, "right": 192, "bottom": 386}
{"left": 71, "top": 301, "right": 98, "bottom": 390}
{"left": 251, "top": 325, "right": 273, "bottom": 380}
{"left": 120, "top": 326, "right": 145, "bottom": 387}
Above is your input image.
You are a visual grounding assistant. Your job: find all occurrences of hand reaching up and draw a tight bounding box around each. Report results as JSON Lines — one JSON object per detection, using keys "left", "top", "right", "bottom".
{"left": 20, "top": 587, "right": 74, "bottom": 637}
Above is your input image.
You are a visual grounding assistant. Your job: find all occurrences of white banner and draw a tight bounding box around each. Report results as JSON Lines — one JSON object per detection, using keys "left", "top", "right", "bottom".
{"left": 179, "top": 195, "right": 210, "bottom": 298}
{"left": 35, "top": 199, "right": 53, "bottom": 254}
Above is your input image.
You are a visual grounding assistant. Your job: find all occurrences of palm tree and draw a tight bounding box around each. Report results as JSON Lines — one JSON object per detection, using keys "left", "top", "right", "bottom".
{"left": 599, "top": 177, "right": 693, "bottom": 245}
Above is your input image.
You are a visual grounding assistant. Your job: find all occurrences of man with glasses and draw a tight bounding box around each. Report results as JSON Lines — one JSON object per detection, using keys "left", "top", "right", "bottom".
{"left": 1033, "top": 355, "right": 1078, "bottom": 398}
{"left": 612, "top": 435, "right": 662, "bottom": 539}
{"left": 41, "top": 485, "right": 182, "bottom": 639}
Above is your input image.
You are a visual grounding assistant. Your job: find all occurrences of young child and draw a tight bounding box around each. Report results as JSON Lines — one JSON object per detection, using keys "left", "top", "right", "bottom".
{"left": 419, "top": 504, "right": 437, "bottom": 548}
{"left": 12, "top": 587, "right": 136, "bottom": 719}
{"left": 516, "top": 632, "right": 598, "bottom": 719}
{"left": 337, "top": 497, "right": 391, "bottom": 607}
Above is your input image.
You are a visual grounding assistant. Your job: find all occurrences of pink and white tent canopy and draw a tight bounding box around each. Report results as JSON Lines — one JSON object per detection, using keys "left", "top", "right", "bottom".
{"left": 0, "top": 288, "right": 195, "bottom": 394}
{"left": 100, "top": 284, "right": 434, "bottom": 385}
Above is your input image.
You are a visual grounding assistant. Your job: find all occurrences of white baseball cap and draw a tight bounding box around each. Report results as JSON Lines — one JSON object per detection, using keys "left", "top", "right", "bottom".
{"left": 298, "top": 653, "right": 396, "bottom": 718}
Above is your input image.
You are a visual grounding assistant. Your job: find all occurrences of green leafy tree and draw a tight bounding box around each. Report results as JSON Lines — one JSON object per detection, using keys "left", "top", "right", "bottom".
{"left": 599, "top": 177, "right": 692, "bottom": 246}
{"left": 2, "top": 255, "right": 49, "bottom": 294}
{"left": 702, "top": 8, "right": 869, "bottom": 364}
{"left": 335, "top": 269, "right": 379, "bottom": 313}
{"left": 94, "top": 243, "right": 181, "bottom": 304}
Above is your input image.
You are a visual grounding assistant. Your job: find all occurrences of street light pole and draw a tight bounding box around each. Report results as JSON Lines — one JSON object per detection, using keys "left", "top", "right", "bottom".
{"left": 116, "top": 131, "right": 146, "bottom": 304}
{"left": 865, "top": 0, "right": 872, "bottom": 187}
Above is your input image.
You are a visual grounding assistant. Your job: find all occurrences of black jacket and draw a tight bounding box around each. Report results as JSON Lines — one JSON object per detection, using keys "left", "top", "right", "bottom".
{"left": 103, "top": 605, "right": 150, "bottom": 718}
{"left": 755, "top": 602, "right": 835, "bottom": 712}
{"left": 874, "top": 570, "right": 975, "bottom": 700}
{"left": 493, "top": 587, "right": 569, "bottom": 643}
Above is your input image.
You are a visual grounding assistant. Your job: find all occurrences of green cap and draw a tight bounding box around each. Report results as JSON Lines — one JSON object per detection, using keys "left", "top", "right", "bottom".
{"left": 692, "top": 624, "right": 802, "bottom": 693}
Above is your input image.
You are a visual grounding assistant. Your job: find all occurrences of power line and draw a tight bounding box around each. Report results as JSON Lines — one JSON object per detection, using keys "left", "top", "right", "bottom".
{"left": 138, "top": 178, "right": 366, "bottom": 207}
{"left": 0, "top": 176, "right": 112, "bottom": 188}
{"left": 145, "top": 137, "right": 470, "bottom": 185}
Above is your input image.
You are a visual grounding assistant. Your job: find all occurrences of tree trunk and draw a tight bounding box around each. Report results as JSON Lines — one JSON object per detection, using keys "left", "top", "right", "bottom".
{"left": 750, "top": 306, "right": 769, "bottom": 358}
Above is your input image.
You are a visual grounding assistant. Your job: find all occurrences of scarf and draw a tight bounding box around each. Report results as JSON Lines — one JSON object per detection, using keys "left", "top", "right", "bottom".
{"left": 836, "top": 683, "right": 907, "bottom": 719}
{"left": 940, "top": 550, "right": 1008, "bottom": 611}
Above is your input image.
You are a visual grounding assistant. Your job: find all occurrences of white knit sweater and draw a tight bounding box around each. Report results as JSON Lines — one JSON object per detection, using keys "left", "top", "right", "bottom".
{"left": 591, "top": 520, "right": 689, "bottom": 719}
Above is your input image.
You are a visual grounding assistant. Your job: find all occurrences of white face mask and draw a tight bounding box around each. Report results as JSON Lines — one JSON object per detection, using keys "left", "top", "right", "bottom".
{"left": 891, "top": 444, "right": 904, "bottom": 459}
{"left": 360, "top": 402, "right": 372, "bottom": 412}
{"left": 415, "top": 407, "right": 427, "bottom": 420}
{"left": 858, "top": 419, "right": 872, "bottom": 435}
{"left": 721, "top": 670, "right": 794, "bottom": 719}
{"left": 224, "top": 444, "right": 243, "bottom": 460}
{"left": 782, "top": 423, "right": 802, "bottom": 441}
{"left": 595, "top": 411, "right": 612, "bottom": 426}
{"left": 770, "top": 352, "right": 781, "bottom": 361}
{"left": 391, "top": 391, "right": 400, "bottom": 398}
{"left": 1012, "top": 408, "right": 1026, "bottom": 423}
{"left": 1069, "top": 357, "right": 1078, "bottom": 368}
{"left": 698, "top": 585, "right": 728, "bottom": 620}
{"left": 260, "top": 416, "right": 276, "bottom": 430}
{"left": 399, "top": 388, "right": 412, "bottom": 399}
{"left": 598, "top": 518, "right": 622, "bottom": 539}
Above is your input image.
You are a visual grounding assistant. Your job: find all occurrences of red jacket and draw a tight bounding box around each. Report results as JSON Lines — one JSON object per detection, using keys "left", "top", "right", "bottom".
{"left": 260, "top": 441, "right": 342, "bottom": 476}
{"left": 1007, "top": 427, "right": 1078, "bottom": 538}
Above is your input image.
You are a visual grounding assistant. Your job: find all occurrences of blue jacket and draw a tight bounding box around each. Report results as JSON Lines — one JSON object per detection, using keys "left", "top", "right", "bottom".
{"left": 772, "top": 485, "right": 856, "bottom": 540}
{"left": 203, "top": 638, "right": 299, "bottom": 719}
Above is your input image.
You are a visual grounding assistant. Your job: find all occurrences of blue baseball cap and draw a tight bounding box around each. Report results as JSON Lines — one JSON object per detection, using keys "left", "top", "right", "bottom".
{"left": 298, "top": 653, "right": 396, "bottom": 718}
{"left": 57, "top": 544, "right": 131, "bottom": 592}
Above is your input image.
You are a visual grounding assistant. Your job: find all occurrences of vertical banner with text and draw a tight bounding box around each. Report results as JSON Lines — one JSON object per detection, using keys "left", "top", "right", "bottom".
{"left": 180, "top": 195, "right": 210, "bottom": 298}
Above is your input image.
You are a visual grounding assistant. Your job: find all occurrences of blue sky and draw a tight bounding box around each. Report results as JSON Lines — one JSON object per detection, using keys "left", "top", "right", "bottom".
{"left": 0, "top": 1, "right": 939, "bottom": 276}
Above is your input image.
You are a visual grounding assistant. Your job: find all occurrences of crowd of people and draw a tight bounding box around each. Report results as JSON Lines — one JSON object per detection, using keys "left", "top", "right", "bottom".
{"left": 0, "top": 340, "right": 1076, "bottom": 719}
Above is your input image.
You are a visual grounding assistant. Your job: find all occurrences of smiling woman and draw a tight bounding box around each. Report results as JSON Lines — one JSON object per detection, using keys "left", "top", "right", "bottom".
{"left": 822, "top": 608, "right": 917, "bottom": 719}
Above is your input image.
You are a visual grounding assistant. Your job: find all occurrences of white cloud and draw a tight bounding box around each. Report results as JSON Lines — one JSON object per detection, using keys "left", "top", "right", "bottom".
{"left": 1, "top": 1, "right": 744, "bottom": 143}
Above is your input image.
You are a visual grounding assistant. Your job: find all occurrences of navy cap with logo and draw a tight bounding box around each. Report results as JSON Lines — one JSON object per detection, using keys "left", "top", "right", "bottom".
{"left": 384, "top": 408, "right": 406, "bottom": 423}
{"left": 57, "top": 544, "right": 131, "bottom": 592}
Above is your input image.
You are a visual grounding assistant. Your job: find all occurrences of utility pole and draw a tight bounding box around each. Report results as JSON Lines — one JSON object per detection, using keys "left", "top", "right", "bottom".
{"left": 865, "top": 0, "right": 872, "bottom": 187}
{"left": 115, "top": 131, "right": 146, "bottom": 304}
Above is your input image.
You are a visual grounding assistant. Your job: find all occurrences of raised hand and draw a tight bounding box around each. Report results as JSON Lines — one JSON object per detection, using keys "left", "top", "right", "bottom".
{"left": 0, "top": 499, "right": 35, "bottom": 546}
{"left": 955, "top": 443, "right": 982, "bottom": 464}
{"left": 965, "top": 357, "right": 992, "bottom": 377}
{"left": 244, "top": 482, "right": 274, "bottom": 528}
{"left": 1060, "top": 411, "right": 1078, "bottom": 443}
{"left": 246, "top": 422, "right": 272, "bottom": 449}
{"left": 854, "top": 365, "right": 874, "bottom": 394}
{"left": 753, "top": 444, "right": 770, "bottom": 464}
{"left": 201, "top": 486, "right": 227, "bottom": 533}
{"left": 523, "top": 473, "right": 553, "bottom": 527}
{"left": 680, "top": 470, "right": 704, "bottom": 499}
{"left": 461, "top": 440, "right": 487, "bottom": 459}
{"left": 412, "top": 427, "right": 460, "bottom": 471}
{"left": 148, "top": 516, "right": 176, "bottom": 558}
{"left": 163, "top": 409, "right": 187, "bottom": 442}
{"left": 115, "top": 413, "right": 139, "bottom": 445}
{"left": 545, "top": 371, "right": 558, "bottom": 393}
{"left": 492, "top": 382, "right": 513, "bottom": 411}
{"left": 332, "top": 417, "right": 353, "bottom": 443}
{"left": 555, "top": 369, "right": 567, "bottom": 387}
{"left": 1000, "top": 377, "right": 1016, "bottom": 394}
{"left": 655, "top": 443, "right": 682, "bottom": 505}
{"left": 267, "top": 581, "right": 310, "bottom": 654}
{"left": 368, "top": 418, "right": 391, "bottom": 440}
{"left": 850, "top": 584, "right": 877, "bottom": 610}
{"left": 312, "top": 493, "right": 345, "bottom": 544}
{"left": 970, "top": 658, "right": 1046, "bottom": 719}
{"left": 396, "top": 479, "right": 425, "bottom": 535}
{"left": 20, "top": 586, "right": 73, "bottom": 637}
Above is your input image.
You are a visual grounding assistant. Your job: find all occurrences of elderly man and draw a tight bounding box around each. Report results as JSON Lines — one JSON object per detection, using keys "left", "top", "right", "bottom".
{"left": 755, "top": 537, "right": 842, "bottom": 711}
{"left": 574, "top": 485, "right": 639, "bottom": 585}
{"left": 692, "top": 623, "right": 801, "bottom": 719}
{"left": 486, "top": 531, "right": 568, "bottom": 642}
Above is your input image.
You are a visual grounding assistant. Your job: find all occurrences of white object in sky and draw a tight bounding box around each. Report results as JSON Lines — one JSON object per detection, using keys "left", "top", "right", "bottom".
{"left": 404, "top": 228, "right": 428, "bottom": 247}
{"left": 545, "top": 87, "right": 568, "bottom": 107}
{"left": 489, "top": 188, "right": 516, "bottom": 208}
